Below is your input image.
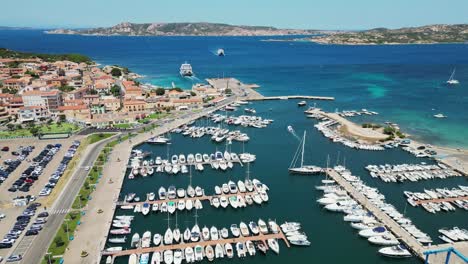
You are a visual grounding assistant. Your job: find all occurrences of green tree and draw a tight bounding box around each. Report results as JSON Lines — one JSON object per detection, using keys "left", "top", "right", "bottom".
{"left": 170, "top": 87, "right": 183, "bottom": 92}
{"left": 59, "top": 115, "right": 66, "bottom": 122}
{"left": 54, "top": 236, "right": 64, "bottom": 247}
{"left": 110, "top": 68, "right": 122, "bottom": 77}
{"left": 190, "top": 91, "right": 196, "bottom": 96}
{"left": 88, "top": 89, "right": 98, "bottom": 95}
{"left": 29, "top": 127, "right": 39, "bottom": 136}
{"left": 155, "top": 88, "right": 166, "bottom": 96}
{"left": 58, "top": 85, "right": 75, "bottom": 92}
{"left": 110, "top": 85, "right": 121, "bottom": 96}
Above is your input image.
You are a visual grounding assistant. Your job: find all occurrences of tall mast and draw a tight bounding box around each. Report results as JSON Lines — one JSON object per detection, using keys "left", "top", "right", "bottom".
{"left": 301, "top": 131, "right": 306, "bottom": 167}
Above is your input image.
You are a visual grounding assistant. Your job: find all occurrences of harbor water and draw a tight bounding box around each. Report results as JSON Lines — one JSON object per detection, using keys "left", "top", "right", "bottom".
{"left": 1, "top": 30, "right": 468, "bottom": 148}
{"left": 109, "top": 100, "right": 467, "bottom": 264}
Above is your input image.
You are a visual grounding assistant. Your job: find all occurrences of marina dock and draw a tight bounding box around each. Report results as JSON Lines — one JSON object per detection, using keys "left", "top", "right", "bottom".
{"left": 247, "top": 95, "right": 335, "bottom": 101}
{"left": 325, "top": 168, "right": 468, "bottom": 262}
{"left": 414, "top": 196, "right": 468, "bottom": 205}
{"left": 103, "top": 230, "right": 290, "bottom": 259}
{"left": 325, "top": 168, "right": 425, "bottom": 258}
{"left": 117, "top": 190, "right": 258, "bottom": 207}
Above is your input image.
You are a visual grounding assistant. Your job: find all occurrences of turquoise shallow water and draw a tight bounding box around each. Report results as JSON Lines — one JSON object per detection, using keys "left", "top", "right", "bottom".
{"left": 106, "top": 100, "right": 467, "bottom": 264}
{"left": 1, "top": 30, "right": 468, "bottom": 148}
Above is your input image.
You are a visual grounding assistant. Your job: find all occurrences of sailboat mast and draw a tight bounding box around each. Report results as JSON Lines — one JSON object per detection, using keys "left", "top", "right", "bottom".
{"left": 301, "top": 131, "right": 306, "bottom": 167}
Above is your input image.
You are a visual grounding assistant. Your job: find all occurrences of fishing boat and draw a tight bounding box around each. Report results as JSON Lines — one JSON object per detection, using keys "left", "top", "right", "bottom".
{"left": 446, "top": 68, "right": 459, "bottom": 85}
{"left": 289, "top": 131, "right": 322, "bottom": 174}
{"left": 378, "top": 244, "right": 412, "bottom": 258}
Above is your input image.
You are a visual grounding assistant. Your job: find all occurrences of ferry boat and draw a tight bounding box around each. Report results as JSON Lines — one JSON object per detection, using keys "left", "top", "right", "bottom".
{"left": 180, "top": 62, "right": 193, "bottom": 77}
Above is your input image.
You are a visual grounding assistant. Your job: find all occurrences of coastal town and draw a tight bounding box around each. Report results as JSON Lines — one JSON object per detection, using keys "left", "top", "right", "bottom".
{"left": 0, "top": 49, "right": 235, "bottom": 135}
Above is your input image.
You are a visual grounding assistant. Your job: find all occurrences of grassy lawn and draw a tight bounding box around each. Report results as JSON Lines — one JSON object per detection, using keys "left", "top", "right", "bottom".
{"left": 0, "top": 122, "right": 81, "bottom": 138}
{"left": 113, "top": 123, "right": 132, "bottom": 129}
{"left": 87, "top": 133, "right": 115, "bottom": 144}
{"left": 137, "top": 112, "right": 169, "bottom": 123}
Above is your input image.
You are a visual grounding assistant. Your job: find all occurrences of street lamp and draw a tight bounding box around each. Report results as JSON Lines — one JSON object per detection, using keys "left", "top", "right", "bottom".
{"left": 46, "top": 252, "right": 52, "bottom": 264}
{"left": 64, "top": 218, "right": 71, "bottom": 241}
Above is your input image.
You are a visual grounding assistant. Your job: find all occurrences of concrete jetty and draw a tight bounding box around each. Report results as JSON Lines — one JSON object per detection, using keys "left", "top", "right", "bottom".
{"left": 324, "top": 168, "right": 468, "bottom": 262}
{"left": 103, "top": 229, "right": 290, "bottom": 259}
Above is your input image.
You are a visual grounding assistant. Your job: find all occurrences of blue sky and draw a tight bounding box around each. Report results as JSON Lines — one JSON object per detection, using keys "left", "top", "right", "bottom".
{"left": 1, "top": 0, "right": 468, "bottom": 30}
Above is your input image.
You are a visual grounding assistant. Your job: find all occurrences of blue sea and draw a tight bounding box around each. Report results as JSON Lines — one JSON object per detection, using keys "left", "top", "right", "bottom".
{"left": 1, "top": 30, "right": 468, "bottom": 148}
{"left": 2, "top": 30, "right": 468, "bottom": 264}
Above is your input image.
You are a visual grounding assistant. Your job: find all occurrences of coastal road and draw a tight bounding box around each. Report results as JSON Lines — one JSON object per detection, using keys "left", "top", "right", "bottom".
{"left": 9, "top": 135, "right": 117, "bottom": 264}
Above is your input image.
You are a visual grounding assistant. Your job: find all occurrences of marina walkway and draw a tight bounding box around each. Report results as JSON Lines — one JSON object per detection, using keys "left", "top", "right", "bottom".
{"left": 117, "top": 190, "right": 258, "bottom": 206}
{"left": 325, "top": 168, "right": 425, "bottom": 258}
{"left": 247, "top": 95, "right": 335, "bottom": 101}
{"left": 103, "top": 230, "right": 290, "bottom": 258}
{"left": 414, "top": 196, "right": 468, "bottom": 205}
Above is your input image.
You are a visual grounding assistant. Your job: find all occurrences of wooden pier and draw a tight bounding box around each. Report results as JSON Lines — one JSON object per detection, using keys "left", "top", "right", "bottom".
{"left": 324, "top": 168, "right": 426, "bottom": 259}
{"left": 117, "top": 190, "right": 259, "bottom": 207}
{"left": 414, "top": 196, "right": 468, "bottom": 205}
{"left": 247, "top": 95, "right": 335, "bottom": 101}
{"left": 103, "top": 229, "right": 290, "bottom": 259}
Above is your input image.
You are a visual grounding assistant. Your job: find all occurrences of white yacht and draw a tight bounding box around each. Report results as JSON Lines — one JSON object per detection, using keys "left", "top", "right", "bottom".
{"left": 368, "top": 235, "right": 400, "bottom": 246}
{"left": 151, "top": 251, "right": 161, "bottom": 264}
{"left": 147, "top": 136, "right": 170, "bottom": 144}
{"left": 153, "top": 233, "right": 162, "bottom": 246}
{"left": 378, "top": 244, "right": 412, "bottom": 258}
{"left": 289, "top": 131, "right": 322, "bottom": 174}
{"left": 180, "top": 62, "right": 193, "bottom": 77}
{"left": 215, "top": 243, "right": 224, "bottom": 258}
{"left": 163, "top": 250, "right": 173, "bottom": 264}
{"left": 185, "top": 247, "right": 194, "bottom": 263}
{"left": 205, "top": 245, "right": 215, "bottom": 261}
{"left": 141, "top": 231, "right": 151, "bottom": 248}
{"left": 230, "top": 224, "right": 240, "bottom": 237}
{"left": 268, "top": 239, "right": 280, "bottom": 254}
{"left": 225, "top": 243, "right": 234, "bottom": 258}
{"left": 164, "top": 228, "right": 173, "bottom": 245}
{"left": 194, "top": 245, "right": 204, "bottom": 261}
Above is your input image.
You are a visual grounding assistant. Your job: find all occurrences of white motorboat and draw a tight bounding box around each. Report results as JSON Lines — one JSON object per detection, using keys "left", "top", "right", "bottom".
{"left": 140, "top": 253, "right": 150, "bottom": 264}
{"left": 194, "top": 245, "right": 204, "bottom": 261}
{"left": 237, "top": 180, "right": 246, "bottom": 193}
{"left": 217, "top": 48, "right": 225, "bottom": 56}
{"left": 183, "top": 228, "right": 191, "bottom": 242}
{"left": 230, "top": 224, "right": 240, "bottom": 237}
{"left": 173, "top": 228, "right": 181, "bottom": 243}
{"left": 141, "top": 231, "right": 151, "bottom": 248}
{"left": 179, "top": 154, "right": 186, "bottom": 164}
{"left": 186, "top": 199, "right": 193, "bottom": 210}
{"left": 220, "top": 228, "right": 229, "bottom": 239}
{"left": 268, "top": 220, "right": 280, "bottom": 234}
{"left": 128, "top": 253, "right": 138, "bottom": 264}
{"left": 185, "top": 247, "right": 194, "bottom": 263}
{"left": 240, "top": 222, "right": 250, "bottom": 237}
{"left": 153, "top": 233, "right": 162, "bottom": 246}
{"left": 159, "top": 187, "right": 167, "bottom": 200}
{"left": 164, "top": 228, "right": 173, "bottom": 245}
{"left": 164, "top": 250, "right": 174, "bottom": 264}
{"left": 246, "top": 240, "right": 256, "bottom": 256}
{"left": 195, "top": 186, "right": 203, "bottom": 197}
{"left": 368, "top": 235, "right": 400, "bottom": 246}
{"left": 195, "top": 153, "right": 203, "bottom": 163}
{"left": 171, "top": 155, "right": 178, "bottom": 165}
{"left": 221, "top": 184, "right": 229, "bottom": 194}
{"left": 236, "top": 242, "right": 247, "bottom": 258}
{"left": 244, "top": 179, "right": 254, "bottom": 192}
{"left": 215, "top": 243, "right": 224, "bottom": 258}
{"left": 131, "top": 233, "right": 140, "bottom": 248}
{"left": 228, "top": 181, "right": 238, "bottom": 194}
{"left": 142, "top": 203, "right": 150, "bottom": 216}
{"left": 359, "top": 226, "right": 388, "bottom": 238}
{"left": 194, "top": 199, "right": 203, "bottom": 210}
{"left": 205, "top": 245, "right": 215, "bottom": 261}
{"left": 147, "top": 136, "right": 170, "bottom": 144}
{"left": 211, "top": 197, "right": 220, "bottom": 208}
{"left": 167, "top": 201, "right": 176, "bottom": 214}
{"left": 268, "top": 239, "right": 280, "bottom": 254}
{"left": 214, "top": 186, "right": 222, "bottom": 195}
{"left": 191, "top": 225, "right": 201, "bottom": 242}
{"left": 378, "top": 244, "right": 412, "bottom": 258}
{"left": 210, "top": 226, "right": 219, "bottom": 240}
{"left": 187, "top": 185, "right": 195, "bottom": 197}
{"left": 202, "top": 226, "right": 210, "bottom": 241}
{"left": 258, "top": 219, "right": 269, "bottom": 234}
{"left": 177, "top": 200, "right": 185, "bottom": 211}
{"left": 173, "top": 249, "right": 183, "bottom": 264}
{"left": 151, "top": 251, "right": 161, "bottom": 264}
{"left": 220, "top": 196, "right": 229, "bottom": 208}
{"left": 249, "top": 221, "right": 260, "bottom": 235}
{"left": 225, "top": 243, "right": 234, "bottom": 258}
{"left": 228, "top": 196, "right": 239, "bottom": 208}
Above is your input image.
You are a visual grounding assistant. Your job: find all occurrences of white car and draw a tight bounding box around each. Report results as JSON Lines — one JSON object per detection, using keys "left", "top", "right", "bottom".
{"left": 0, "top": 213, "right": 5, "bottom": 219}
{"left": 84, "top": 166, "right": 90, "bottom": 171}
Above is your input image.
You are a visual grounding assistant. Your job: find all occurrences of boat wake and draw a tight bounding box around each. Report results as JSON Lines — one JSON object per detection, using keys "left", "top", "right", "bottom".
{"left": 287, "top": 126, "right": 301, "bottom": 142}
{"left": 184, "top": 75, "right": 201, "bottom": 82}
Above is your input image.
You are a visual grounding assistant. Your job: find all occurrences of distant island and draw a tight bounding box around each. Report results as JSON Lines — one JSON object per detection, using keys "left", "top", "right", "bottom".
{"left": 46, "top": 22, "right": 318, "bottom": 36}
{"left": 306, "top": 24, "right": 468, "bottom": 45}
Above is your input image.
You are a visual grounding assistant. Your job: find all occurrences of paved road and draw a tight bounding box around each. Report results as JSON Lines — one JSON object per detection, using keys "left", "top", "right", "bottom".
{"left": 10, "top": 136, "right": 117, "bottom": 264}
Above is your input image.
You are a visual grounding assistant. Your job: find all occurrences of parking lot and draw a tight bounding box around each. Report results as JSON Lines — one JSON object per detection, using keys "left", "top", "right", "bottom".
{"left": 0, "top": 138, "right": 78, "bottom": 259}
